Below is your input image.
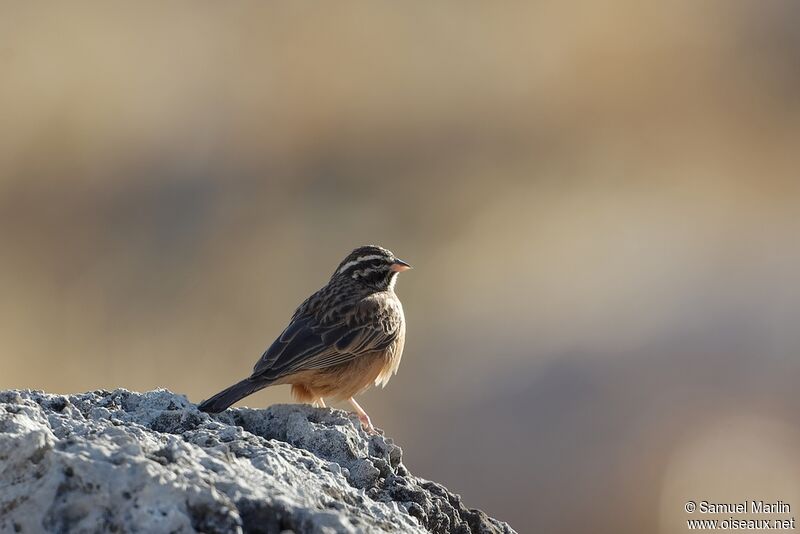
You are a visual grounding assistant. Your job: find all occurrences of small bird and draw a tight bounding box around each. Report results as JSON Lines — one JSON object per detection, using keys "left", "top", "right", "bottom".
{"left": 198, "top": 245, "right": 411, "bottom": 431}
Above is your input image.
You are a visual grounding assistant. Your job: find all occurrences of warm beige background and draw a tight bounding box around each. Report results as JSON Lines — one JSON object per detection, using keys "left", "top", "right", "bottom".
{"left": 2, "top": 3, "right": 800, "bottom": 533}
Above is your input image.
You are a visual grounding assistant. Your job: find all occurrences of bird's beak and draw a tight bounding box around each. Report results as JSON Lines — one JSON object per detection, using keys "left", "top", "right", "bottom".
{"left": 390, "top": 259, "right": 413, "bottom": 272}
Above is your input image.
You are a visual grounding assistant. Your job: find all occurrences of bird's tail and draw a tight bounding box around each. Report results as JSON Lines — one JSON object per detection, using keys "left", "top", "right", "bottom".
{"left": 197, "top": 378, "right": 271, "bottom": 413}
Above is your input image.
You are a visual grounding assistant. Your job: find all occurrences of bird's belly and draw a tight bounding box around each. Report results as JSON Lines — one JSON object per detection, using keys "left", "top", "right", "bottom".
{"left": 282, "top": 344, "right": 403, "bottom": 402}
{"left": 376, "top": 321, "right": 404, "bottom": 387}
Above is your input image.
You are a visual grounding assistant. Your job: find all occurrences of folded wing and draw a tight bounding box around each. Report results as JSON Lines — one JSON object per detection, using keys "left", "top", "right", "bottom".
{"left": 251, "top": 298, "right": 399, "bottom": 380}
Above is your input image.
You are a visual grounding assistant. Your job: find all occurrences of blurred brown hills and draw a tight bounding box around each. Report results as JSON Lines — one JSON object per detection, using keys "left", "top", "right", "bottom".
{"left": 2, "top": 3, "right": 800, "bottom": 533}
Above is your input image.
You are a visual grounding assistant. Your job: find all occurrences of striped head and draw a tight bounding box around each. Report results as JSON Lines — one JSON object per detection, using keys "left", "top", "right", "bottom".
{"left": 332, "top": 245, "right": 412, "bottom": 291}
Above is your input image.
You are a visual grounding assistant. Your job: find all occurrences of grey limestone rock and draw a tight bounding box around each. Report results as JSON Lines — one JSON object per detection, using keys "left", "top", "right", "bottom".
{"left": 0, "top": 389, "right": 515, "bottom": 534}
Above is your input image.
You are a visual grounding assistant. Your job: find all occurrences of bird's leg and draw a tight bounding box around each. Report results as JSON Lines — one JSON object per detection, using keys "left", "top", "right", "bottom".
{"left": 313, "top": 397, "right": 326, "bottom": 408}
{"left": 348, "top": 397, "right": 375, "bottom": 432}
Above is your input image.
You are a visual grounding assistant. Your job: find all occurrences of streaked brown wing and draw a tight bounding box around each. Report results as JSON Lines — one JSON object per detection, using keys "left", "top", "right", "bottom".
{"left": 300, "top": 322, "right": 399, "bottom": 369}
{"left": 251, "top": 298, "right": 399, "bottom": 380}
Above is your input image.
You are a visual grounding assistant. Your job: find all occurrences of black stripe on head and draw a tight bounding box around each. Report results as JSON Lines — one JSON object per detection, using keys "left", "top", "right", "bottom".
{"left": 358, "top": 267, "right": 396, "bottom": 289}
{"left": 334, "top": 245, "right": 394, "bottom": 277}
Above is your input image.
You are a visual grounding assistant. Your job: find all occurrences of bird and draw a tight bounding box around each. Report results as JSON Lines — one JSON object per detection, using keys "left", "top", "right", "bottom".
{"left": 198, "top": 245, "right": 411, "bottom": 432}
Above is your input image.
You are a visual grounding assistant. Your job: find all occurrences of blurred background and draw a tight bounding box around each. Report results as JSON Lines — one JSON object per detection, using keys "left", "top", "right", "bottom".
{"left": 2, "top": 2, "right": 800, "bottom": 533}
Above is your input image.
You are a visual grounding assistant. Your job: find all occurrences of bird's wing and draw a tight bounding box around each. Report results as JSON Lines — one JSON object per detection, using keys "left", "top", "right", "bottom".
{"left": 251, "top": 296, "right": 400, "bottom": 379}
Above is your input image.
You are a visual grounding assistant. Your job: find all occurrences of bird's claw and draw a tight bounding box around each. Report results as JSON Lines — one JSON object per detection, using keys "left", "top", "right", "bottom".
{"left": 358, "top": 413, "right": 376, "bottom": 434}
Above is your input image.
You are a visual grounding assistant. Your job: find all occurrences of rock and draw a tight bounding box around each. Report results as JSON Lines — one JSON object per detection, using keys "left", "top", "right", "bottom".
{"left": 0, "top": 389, "right": 515, "bottom": 534}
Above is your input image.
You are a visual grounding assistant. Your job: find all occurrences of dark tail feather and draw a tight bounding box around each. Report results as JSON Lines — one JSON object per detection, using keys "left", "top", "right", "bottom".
{"left": 198, "top": 378, "right": 271, "bottom": 413}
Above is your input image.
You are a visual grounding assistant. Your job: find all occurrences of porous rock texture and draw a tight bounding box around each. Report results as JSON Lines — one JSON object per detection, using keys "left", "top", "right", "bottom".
{"left": 0, "top": 389, "right": 515, "bottom": 534}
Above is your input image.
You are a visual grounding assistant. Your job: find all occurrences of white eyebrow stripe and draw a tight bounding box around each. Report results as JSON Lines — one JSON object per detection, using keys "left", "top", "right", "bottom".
{"left": 336, "top": 254, "right": 387, "bottom": 275}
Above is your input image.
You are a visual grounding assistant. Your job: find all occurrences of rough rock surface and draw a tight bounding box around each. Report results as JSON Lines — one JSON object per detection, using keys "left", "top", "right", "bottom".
{"left": 0, "top": 389, "right": 515, "bottom": 534}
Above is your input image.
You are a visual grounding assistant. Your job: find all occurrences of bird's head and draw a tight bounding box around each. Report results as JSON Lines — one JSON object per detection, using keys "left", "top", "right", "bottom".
{"left": 332, "top": 245, "right": 412, "bottom": 291}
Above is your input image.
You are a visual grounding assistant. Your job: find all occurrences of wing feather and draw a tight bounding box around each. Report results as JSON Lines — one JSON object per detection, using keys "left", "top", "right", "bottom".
{"left": 250, "top": 296, "right": 400, "bottom": 379}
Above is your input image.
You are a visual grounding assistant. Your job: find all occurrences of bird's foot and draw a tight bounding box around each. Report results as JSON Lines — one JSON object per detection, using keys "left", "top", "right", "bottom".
{"left": 357, "top": 412, "right": 376, "bottom": 433}
{"left": 348, "top": 397, "right": 377, "bottom": 434}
